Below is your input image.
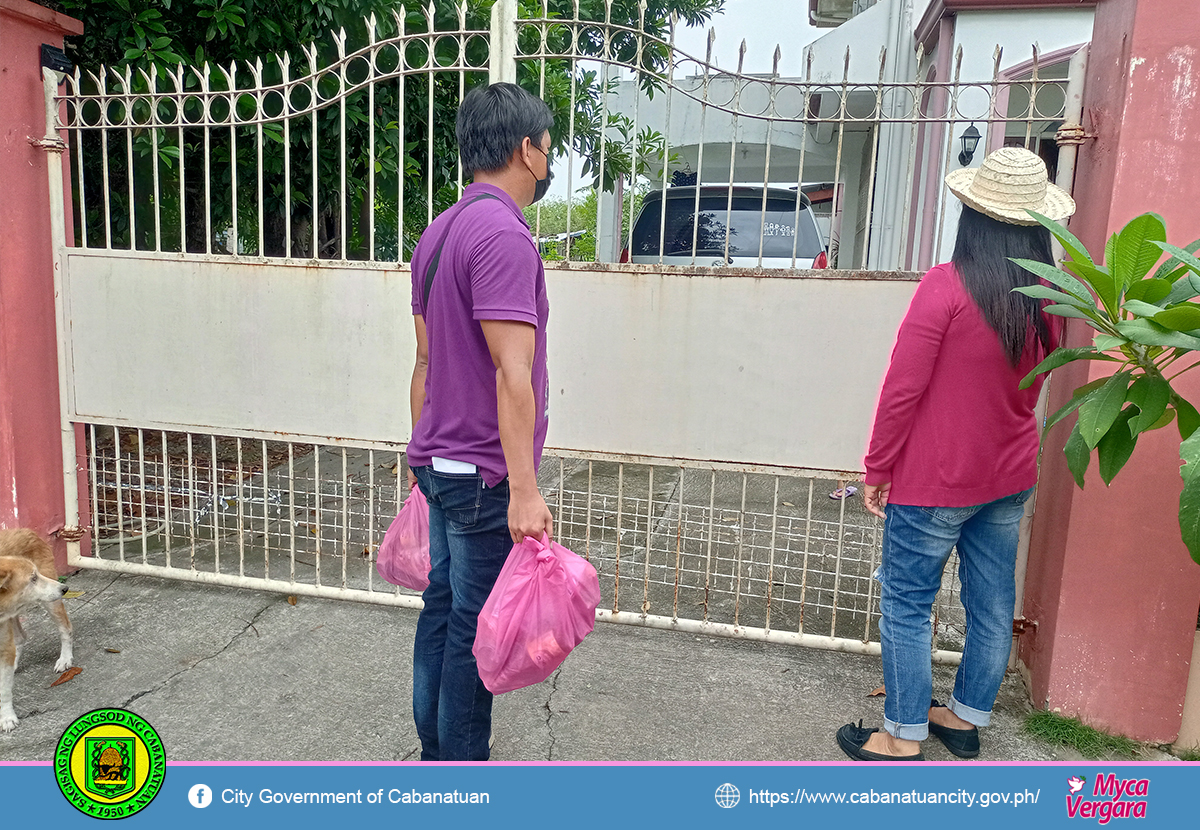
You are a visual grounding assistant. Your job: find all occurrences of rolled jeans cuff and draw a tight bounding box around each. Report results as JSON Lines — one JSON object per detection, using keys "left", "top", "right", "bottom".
{"left": 948, "top": 695, "right": 992, "bottom": 728}
{"left": 883, "top": 715, "right": 929, "bottom": 742}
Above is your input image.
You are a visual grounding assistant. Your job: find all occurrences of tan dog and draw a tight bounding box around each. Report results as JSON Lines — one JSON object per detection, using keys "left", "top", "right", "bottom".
{"left": 0, "top": 529, "right": 73, "bottom": 732}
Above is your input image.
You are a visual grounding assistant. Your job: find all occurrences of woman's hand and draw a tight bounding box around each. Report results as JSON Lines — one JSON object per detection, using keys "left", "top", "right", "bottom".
{"left": 864, "top": 483, "right": 891, "bottom": 519}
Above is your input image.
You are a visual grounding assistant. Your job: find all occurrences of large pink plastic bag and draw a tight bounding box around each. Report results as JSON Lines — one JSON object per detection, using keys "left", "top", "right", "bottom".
{"left": 375, "top": 485, "right": 431, "bottom": 591}
{"left": 473, "top": 533, "right": 601, "bottom": 694}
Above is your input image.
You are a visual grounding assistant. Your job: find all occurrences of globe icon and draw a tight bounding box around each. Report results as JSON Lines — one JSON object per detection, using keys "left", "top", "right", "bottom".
{"left": 715, "top": 783, "right": 740, "bottom": 808}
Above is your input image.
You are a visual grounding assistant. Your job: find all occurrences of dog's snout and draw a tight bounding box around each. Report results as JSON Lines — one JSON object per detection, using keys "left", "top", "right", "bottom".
{"left": 58, "top": 582, "right": 68, "bottom": 595}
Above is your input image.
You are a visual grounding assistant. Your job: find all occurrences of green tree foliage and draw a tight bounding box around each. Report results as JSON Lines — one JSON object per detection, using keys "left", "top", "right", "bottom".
{"left": 35, "top": 0, "right": 721, "bottom": 258}
{"left": 1014, "top": 212, "right": 1200, "bottom": 564}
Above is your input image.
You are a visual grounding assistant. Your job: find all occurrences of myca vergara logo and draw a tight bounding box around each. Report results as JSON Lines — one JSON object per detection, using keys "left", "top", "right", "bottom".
{"left": 54, "top": 708, "right": 166, "bottom": 820}
{"left": 1065, "top": 773, "right": 1149, "bottom": 824}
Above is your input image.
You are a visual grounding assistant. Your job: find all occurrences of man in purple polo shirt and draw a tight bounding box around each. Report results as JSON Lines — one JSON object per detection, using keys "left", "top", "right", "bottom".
{"left": 406, "top": 83, "right": 554, "bottom": 762}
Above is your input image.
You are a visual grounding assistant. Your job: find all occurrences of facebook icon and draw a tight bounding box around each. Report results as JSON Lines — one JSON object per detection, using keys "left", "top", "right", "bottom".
{"left": 188, "top": 784, "right": 213, "bottom": 808}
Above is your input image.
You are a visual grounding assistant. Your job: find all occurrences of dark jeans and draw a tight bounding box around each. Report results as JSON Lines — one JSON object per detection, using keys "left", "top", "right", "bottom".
{"left": 411, "top": 465, "right": 511, "bottom": 761}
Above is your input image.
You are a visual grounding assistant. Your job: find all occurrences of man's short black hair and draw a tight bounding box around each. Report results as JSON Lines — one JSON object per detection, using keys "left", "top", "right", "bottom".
{"left": 456, "top": 83, "right": 554, "bottom": 175}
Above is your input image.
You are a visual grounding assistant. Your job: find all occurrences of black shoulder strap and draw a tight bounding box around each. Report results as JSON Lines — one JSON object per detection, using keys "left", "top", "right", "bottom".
{"left": 422, "top": 193, "right": 500, "bottom": 311}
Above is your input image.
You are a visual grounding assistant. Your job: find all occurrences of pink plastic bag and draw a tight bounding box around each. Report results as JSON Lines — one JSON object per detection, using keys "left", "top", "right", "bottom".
{"left": 375, "top": 485, "right": 431, "bottom": 591}
{"left": 473, "top": 533, "right": 601, "bottom": 694}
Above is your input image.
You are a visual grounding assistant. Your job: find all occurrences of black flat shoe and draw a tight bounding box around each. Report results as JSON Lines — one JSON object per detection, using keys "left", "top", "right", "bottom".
{"left": 928, "top": 699, "right": 980, "bottom": 758}
{"left": 836, "top": 721, "right": 925, "bottom": 762}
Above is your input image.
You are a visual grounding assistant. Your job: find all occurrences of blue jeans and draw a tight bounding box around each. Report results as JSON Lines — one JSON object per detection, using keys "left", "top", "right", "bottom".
{"left": 411, "top": 465, "right": 511, "bottom": 761}
{"left": 877, "top": 488, "right": 1033, "bottom": 741}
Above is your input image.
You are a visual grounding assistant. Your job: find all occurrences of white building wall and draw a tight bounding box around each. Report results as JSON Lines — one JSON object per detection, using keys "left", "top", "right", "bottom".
{"left": 932, "top": 8, "right": 1094, "bottom": 265}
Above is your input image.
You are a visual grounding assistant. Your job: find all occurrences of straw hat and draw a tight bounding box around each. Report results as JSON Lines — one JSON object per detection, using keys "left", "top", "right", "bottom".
{"left": 944, "top": 146, "right": 1075, "bottom": 225}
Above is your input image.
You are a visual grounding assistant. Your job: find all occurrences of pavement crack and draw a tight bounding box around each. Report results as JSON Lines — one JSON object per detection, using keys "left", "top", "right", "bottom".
{"left": 121, "top": 599, "right": 279, "bottom": 709}
{"left": 544, "top": 668, "right": 562, "bottom": 761}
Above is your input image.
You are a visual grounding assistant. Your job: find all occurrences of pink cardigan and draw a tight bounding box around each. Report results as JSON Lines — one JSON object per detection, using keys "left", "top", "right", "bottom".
{"left": 863, "top": 262, "right": 1059, "bottom": 508}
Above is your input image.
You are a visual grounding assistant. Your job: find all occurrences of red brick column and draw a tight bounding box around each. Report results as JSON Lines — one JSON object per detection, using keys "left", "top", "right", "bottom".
{"left": 0, "top": 0, "right": 83, "bottom": 571}
{"left": 1020, "top": 0, "right": 1200, "bottom": 742}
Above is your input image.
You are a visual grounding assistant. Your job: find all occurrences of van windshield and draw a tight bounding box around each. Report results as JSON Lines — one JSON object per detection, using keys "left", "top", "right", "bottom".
{"left": 632, "top": 195, "right": 824, "bottom": 259}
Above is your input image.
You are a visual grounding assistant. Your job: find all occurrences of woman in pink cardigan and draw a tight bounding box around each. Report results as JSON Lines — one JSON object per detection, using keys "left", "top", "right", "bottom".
{"left": 837, "top": 147, "right": 1075, "bottom": 761}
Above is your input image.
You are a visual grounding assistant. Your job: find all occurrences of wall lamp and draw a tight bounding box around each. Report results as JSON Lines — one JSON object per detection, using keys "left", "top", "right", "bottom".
{"left": 959, "top": 124, "right": 982, "bottom": 166}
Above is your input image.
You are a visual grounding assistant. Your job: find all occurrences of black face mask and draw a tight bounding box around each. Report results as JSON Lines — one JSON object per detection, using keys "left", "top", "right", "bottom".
{"left": 529, "top": 145, "right": 553, "bottom": 205}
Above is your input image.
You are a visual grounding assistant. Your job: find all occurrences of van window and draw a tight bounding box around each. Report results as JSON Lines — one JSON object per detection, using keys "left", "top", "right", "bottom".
{"left": 632, "top": 195, "right": 824, "bottom": 259}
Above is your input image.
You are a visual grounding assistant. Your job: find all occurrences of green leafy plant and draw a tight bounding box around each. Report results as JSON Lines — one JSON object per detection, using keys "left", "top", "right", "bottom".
{"left": 1025, "top": 710, "right": 1141, "bottom": 759}
{"left": 1013, "top": 211, "right": 1200, "bottom": 564}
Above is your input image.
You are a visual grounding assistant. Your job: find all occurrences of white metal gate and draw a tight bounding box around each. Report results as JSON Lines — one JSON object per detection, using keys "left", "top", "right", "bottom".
{"left": 42, "top": 0, "right": 1082, "bottom": 661}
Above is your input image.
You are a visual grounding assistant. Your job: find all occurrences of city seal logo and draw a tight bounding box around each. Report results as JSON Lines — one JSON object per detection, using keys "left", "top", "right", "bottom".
{"left": 54, "top": 708, "right": 165, "bottom": 820}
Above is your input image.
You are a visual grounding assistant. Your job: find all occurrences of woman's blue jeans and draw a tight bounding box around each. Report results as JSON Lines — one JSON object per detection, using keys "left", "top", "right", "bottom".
{"left": 878, "top": 488, "right": 1033, "bottom": 741}
{"left": 411, "top": 465, "right": 512, "bottom": 761}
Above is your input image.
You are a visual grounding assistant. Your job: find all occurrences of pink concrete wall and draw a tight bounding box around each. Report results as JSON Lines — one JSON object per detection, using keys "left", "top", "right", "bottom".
{"left": 1021, "top": 0, "right": 1200, "bottom": 742}
{"left": 0, "top": 0, "right": 83, "bottom": 571}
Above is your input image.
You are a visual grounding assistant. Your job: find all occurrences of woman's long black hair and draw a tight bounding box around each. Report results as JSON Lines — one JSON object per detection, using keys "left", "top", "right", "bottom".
{"left": 952, "top": 205, "right": 1055, "bottom": 367}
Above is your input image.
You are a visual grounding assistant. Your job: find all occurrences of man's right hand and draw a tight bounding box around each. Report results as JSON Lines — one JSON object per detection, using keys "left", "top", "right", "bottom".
{"left": 507, "top": 484, "right": 553, "bottom": 544}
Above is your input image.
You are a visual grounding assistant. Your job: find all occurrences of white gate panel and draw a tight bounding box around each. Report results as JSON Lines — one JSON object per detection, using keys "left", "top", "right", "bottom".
{"left": 544, "top": 267, "right": 917, "bottom": 473}
{"left": 65, "top": 251, "right": 413, "bottom": 446}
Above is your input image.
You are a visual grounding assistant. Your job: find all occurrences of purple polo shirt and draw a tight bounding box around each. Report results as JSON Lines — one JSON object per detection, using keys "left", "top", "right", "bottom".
{"left": 407, "top": 183, "right": 549, "bottom": 487}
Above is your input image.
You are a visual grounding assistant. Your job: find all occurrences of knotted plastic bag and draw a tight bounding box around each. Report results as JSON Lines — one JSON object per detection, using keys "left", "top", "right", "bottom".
{"left": 473, "top": 533, "right": 601, "bottom": 694}
{"left": 375, "top": 484, "right": 431, "bottom": 591}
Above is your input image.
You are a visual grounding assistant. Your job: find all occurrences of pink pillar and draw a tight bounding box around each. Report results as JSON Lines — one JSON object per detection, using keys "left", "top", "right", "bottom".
{"left": 0, "top": 0, "right": 83, "bottom": 572}
{"left": 1020, "top": 0, "right": 1200, "bottom": 742}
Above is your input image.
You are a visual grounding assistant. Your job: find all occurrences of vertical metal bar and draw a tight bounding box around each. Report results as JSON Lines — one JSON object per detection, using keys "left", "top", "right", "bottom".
{"left": 765, "top": 475, "right": 779, "bottom": 632}
{"left": 791, "top": 52, "right": 814, "bottom": 267}
{"left": 625, "top": 1, "right": 648, "bottom": 259}
{"left": 655, "top": 15, "right": 678, "bottom": 265}
{"left": 642, "top": 466, "right": 653, "bottom": 614}
{"left": 314, "top": 445, "right": 322, "bottom": 586}
{"left": 584, "top": 460, "right": 593, "bottom": 561}
{"left": 89, "top": 424, "right": 100, "bottom": 558}
{"left": 113, "top": 426, "right": 125, "bottom": 562}
{"left": 341, "top": 447, "right": 349, "bottom": 588}
{"left": 100, "top": 68, "right": 112, "bottom": 249}
{"left": 210, "top": 434, "right": 219, "bottom": 571}
{"left": 338, "top": 29, "right": 347, "bottom": 261}
{"left": 162, "top": 430, "right": 171, "bottom": 567}
{"left": 756, "top": 48, "right": 782, "bottom": 268}
{"left": 829, "top": 476, "right": 848, "bottom": 637}
{"left": 237, "top": 437, "right": 246, "bottom": 577}
{"left": 858, "top": 48, "right": 886, "bottom": 270}
{"left": 721, "top": 42, "right": 748, "bottom": 264}
{"left": 73, "top": 68, "right": 88, "bottom": 249}
{"left": 798, "top": 478, "right": 812, "bottom": 633}
{"left": 703, "top": 470, "right": 715, "bottom": 622}
{"left": 368, "top": 20, "right": 377, "bottom": 261}
{"left": 733, "top": 473, "right": 746, "bottom": 627}
{"left": 689, "top": 28, "right": 714, "bottom": 265}
{"left": 1024, "top": 45, "right": 1040, "bottom": 148}
{"left": 897, "top": 43, "right": 925, "bottom": 270}
{"left": 557, "top": 456, "right": 565, "bottom": 538}
{"left": 368, "top": 448, "right": 376, "bottom": 591}
{"left": 309, "top": 46, "right": 319, "bottom": 257}
{"left": 124, "top": 66, "right": 136, "bottom": 249}
{"left": 262, "top": 439, "right": 269, "bottom": 579}
{"left": 672, "top": 466, "right": 684, "bottom": 619}
{"left": 864, "top": 514, "right": 880, "bottom": 642}
{"left": 151, "top": 64, "right": 162, "bottom": 251}
{"left": 187, "top": 433, "right": 196, "bottom": 570}
{"left": 613, "top": 462, "right": 623, "bottom": 613}
{"left": 203, "top": 64, "right": 213, "bottom": 254}
{"left": 288, "top": 443, "right": 297, "bottom": 583}
{"left": 176, "top": 66, "right": 185, "bottom": 254}
{"left": 255, "top": 60, "right": 265, "bottom": 256}
{"left": 228, "top": 64, "right": 239, "bottom": 255}
{"left": 283, "top": 54, "right": 292, "bottom": 258}
{"left": 426, "top": 2, "right": 435, "bottom": 227}
{"left": 397, "top": 12, "right": 406, "bottom": 264}
{"left": 455, "top": 2, "right": 466, "bottom": 198}
{"left": 829, "top": 48, "right": 850, "bottom": 268}
{"left": 933, "top": 46, "right": 963, "bottom": 263}
{"left": 137, "top": 428, "right": 147, "bottom": 563}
